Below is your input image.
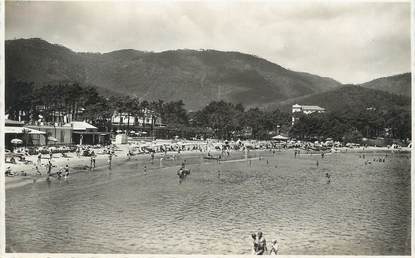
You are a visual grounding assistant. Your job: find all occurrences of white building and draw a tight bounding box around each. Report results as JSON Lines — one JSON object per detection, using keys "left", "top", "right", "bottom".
{"left": 111, "top": 108, "right": 163, "bottom": 127}
{"left": 292, "top": 104, "right": 326, "bottom": 125}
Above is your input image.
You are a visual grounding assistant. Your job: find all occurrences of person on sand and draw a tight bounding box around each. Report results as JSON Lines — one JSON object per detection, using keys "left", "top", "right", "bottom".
{"left": 37, "top": 153, "right": 42, "bottom": 165}
{"left": 35, "top": 165, "right": 41, "bottom": 175}
{"left": 5, "top": 166, "right": 14, "bottom": 176}
{"left": 256, "top": 231, "right": 267, "bottom": 255}
{"left": 57, "top": 167, "right": 63, "bottom": 178}
{"left": 269, "top": 239, "right": 279, "bottom": 255}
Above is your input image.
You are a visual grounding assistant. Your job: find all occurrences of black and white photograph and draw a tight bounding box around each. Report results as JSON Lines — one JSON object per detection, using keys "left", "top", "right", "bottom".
{"left": 2, "top": 0, "right": 412, "bottom": 255}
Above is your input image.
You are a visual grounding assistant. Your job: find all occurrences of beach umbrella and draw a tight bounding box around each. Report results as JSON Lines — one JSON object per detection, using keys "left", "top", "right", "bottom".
{"left": 48, "top": 137, "right": 58, "bottom": 142}
{"left": 11, "top": 138, "right": 23, "bottom": 145}
{"left": 272, "top": 135, "right": 288, "bottom": 140}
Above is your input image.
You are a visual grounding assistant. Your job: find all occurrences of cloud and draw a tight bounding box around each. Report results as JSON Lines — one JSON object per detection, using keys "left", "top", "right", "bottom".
{"left": 5, "top": 1, "right": 410, "bottom": 84}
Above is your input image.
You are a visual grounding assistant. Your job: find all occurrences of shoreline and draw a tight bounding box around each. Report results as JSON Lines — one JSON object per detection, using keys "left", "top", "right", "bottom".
{"left": 5, "top": 145, "right": 411, "bottom": 190}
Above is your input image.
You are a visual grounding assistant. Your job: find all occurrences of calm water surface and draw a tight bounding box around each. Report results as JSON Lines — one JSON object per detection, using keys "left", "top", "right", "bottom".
{"left": 6, "top": 151, "right": 411, "bottom": 254}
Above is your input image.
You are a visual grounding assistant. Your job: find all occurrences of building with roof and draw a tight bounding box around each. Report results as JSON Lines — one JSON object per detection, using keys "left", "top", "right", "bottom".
{"left": 64, "top": 121, "right": 110, "bottom": 145}
{"left": 111, "top": 109, "right": 163, "bottom": 129}
{"left": 5, "top": 119, "right": 47, "bottom": 150}
{"left": 292, "top": 104, "right": 326, "bottom": 125}
{"left": 27, "top": 124, "right": 73, "bottom": 145}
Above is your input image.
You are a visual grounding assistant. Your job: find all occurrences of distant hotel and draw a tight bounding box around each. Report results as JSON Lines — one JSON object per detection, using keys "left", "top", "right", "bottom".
{"left": 292, "top": 104, "right": 326, "bottom": 125}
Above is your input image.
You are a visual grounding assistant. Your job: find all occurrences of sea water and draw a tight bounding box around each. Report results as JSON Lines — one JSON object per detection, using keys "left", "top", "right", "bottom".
{"left": 6, "top": 151, "right": 411, "bottom": 254}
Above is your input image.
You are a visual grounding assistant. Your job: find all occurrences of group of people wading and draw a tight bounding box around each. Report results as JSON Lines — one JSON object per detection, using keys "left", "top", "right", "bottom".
{"left": 251, "top": 231, "right": 279, "bottom": 255}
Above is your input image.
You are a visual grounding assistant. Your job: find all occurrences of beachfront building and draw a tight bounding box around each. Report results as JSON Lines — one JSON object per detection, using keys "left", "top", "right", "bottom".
{"left": 111, "top": 109, "right": 164, "bottom": 132}
{"left": 4, "top": 119, "right": 46, "bottom": 150}
{"left": 32, "top": 105, "right": 86, "bottom": 125}
{"left": 64, "top": 121, "right": 110, "bottom": 145}
{"left": 26, "top": 124, "right": 73, "bottom": 146}
{"left": 292, "top": 104, "right": 326, "bottom": 125}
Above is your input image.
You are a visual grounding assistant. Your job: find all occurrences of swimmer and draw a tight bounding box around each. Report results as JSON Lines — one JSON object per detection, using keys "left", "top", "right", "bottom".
{"left": 326, "top": 172, "right": 331, "bottom": 184}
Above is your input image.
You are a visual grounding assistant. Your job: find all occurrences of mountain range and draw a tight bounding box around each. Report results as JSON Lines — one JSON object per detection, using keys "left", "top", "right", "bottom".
{"left": 5, "top": 38, "right": 411, "bottom": 111}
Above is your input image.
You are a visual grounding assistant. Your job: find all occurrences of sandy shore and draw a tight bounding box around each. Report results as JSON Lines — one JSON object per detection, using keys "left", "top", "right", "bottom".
{"left": 4, "top": 144, "right": 410, "bottom": 190}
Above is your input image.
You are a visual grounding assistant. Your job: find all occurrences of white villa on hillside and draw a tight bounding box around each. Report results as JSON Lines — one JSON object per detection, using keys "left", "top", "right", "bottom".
{"left": 292, "top": 104, "right": 326, "bottom": 125}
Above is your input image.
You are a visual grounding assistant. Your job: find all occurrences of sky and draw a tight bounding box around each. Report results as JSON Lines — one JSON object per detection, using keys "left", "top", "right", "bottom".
{"left": 5, "top": 1, "right": 411, "bottom": 84}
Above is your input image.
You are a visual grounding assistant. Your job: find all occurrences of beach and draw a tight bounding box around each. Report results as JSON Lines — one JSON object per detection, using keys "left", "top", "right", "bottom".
{"left": 5, "top": 144, "right": 410, "bottom": 190}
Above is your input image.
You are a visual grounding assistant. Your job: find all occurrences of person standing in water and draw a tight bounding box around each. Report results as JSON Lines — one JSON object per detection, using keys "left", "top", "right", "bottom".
{"left": 256, "top": 231, "right": 267, "bottom": 255}
{"left": 64, "top": 164, "right": 70, "bottom": 178}
{"left": 47, "top": 160, "right": 53, "bottom": 176}
{"left": 108, "top": 153, "right": 113, "bottom": 169}
{"left": 269, "top": 239, "right": 279, "bottom": 255}
{"left": 251, "top": 233, "right": 258, "bottom": 255}
{"left": 91, "top": 151, "right": 96, "bottom": 169}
